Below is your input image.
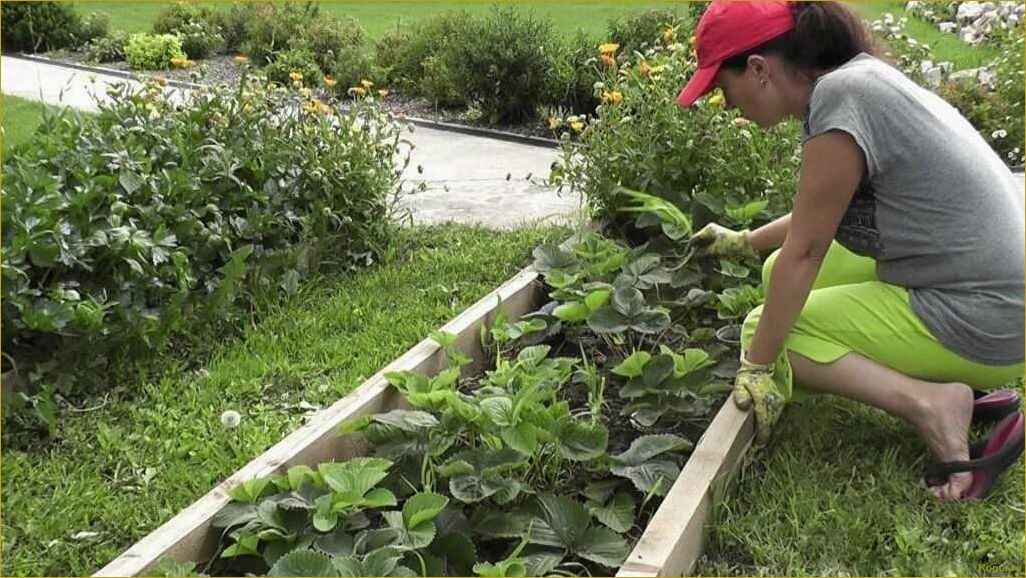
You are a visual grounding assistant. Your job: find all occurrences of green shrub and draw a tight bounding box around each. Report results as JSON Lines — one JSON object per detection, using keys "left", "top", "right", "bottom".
{"left": 243, "top": 1, "right": 318, "bottom": 65}
{"left": 379, "top": 11, "right": 469, "bottom": 95}
{"left": 84, "top": 29, "right": 129, "bottom": 64}
{"left": 1, "top": 1, "right": 83, "bottom": 53}
{"left": 607, "top": 8, "right": 686, "bottom": 56}
{"left": 124, "top": 33, "right": 186, "bottom": 70}
{"left": 78, "top": 11, "right": 111, "bottom": 45}
{"left": 176, "top": 19, "right": 224, "bottom": 59}
{"left": 551, "top": 41, "right": 800, "bottom": 231}
{"left": 212, "top": 2, "right": 250, "bottom": 54}
{"left": 265, "top": 48, "right": 325, "bottom": 87}
{"left": 152, "top": 2, "right": 216, "bottom": 35}
{"left": 1, "top": 73, "right": 405, "bottom": 395}
{"left": 420, "top": 54, "right": 466, "bottom": 108}
{"left": 447, "top": 6, "right": 558, "bottom": 124}
{"left": 328, "top": 46, "right": 382, "bottom": 89}
{"left": 292, "top": 16, "right": 376, "bottom": 85}
{"left": 546, "top": 28, "right": 603, "bottom": 115}
{"left": 374, "top": 26, "right": 412, "bottom": 86}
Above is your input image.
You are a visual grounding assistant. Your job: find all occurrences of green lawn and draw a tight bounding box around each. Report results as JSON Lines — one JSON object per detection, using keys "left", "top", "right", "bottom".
{"left": 1, "top": 94, "right": 48, "bottom": 158}
{"left": 849, "top": 1, "right": 1000, "bottom": 69}
{"left": 697, "top": 391, "right": 1025, "bottom": 576}
{"left": 74, "top": 1, "right": 686, "bottom": 40}
{"left": 0, "top": 223, "right": 567, "bottom": 577}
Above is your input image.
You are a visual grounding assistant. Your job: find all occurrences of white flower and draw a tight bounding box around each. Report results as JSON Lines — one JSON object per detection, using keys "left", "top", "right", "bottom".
{"left": 220, "top": 410, "right": 242, "bottom": 427}
{"left": 991, "top": 129, "right": 1008, "bottom": 139}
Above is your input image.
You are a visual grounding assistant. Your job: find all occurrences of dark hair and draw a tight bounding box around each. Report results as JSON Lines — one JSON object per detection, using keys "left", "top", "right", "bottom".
{"left": 721, "top": 2, "right": 878, "bottom": 77}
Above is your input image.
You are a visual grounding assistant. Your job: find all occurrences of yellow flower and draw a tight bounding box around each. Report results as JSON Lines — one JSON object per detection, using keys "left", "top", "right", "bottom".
{"left": 324, "top": 76, "right": 338, "bottom": 88}
{"left": 360, "top": 79, "right": 374, "bottom": 89}
{"left": 300, "top": 87, "right": 313, "bottom": 98}
{"left": 154, "top": 75, "right": 168, "bottom": 86}
{"left": 87, "top": 72, "right": 98, "bottom": 82}
{"left": 571, "top": 120, "right": 585, "bottom": 133}
{"left": 662, "top": 27, "right": 676, "bottom": 44}
{"left": 602, "top": 90, "right": 623, "bottom": 105}
{"left": 638, "top": 61, "right": 652, "bottom": 77}
{"left": 289, "top": 70, "right": 304, "bottom": 82}
{"left": 303, "top": 101, "right": 317, "bottom": 113}
{"left": 377, "top": 89, "right": 389, "bottom": 98}
{"left": 348, "top": 86, "right": 368, "bottom": 97}
{"left": 243, "top": 103, "right": 255, "bottom": 114}
{"left": 318, "top": 102, "right": 333, "bottom": 114}
{"left": 708, "top": 92, "right": 725, "bottom": 107}
{"left": 598, "top": 42, "right": 620, "bottom": 55}
{"left": 547, "top": 116, "right": 560, "bottom": 130}
{"left": 600, "top": 54, "right": 616, "bottom": 67}
{"left": 171, "top": 57, "right": 188, "bottom": 68}
{"left": 233, "top": 55, "right": 249, "bottom": 64}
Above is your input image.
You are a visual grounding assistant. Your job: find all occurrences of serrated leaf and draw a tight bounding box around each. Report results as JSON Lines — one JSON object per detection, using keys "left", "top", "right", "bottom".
{"left": 523, "top": 550, "right": 564, "bottom": 577}
{"left": 363, "top": 546, "right": 404, "bottom": 576}
{"left": 610, "top": 460, "right": 680, "bottom": 495}
{"left": 584, "top": 289, "right": 611, "bottom": 311}
{"left": 228, "top": 478, "right": 270, "bottom": 503}
{"left": 613, "top": 434, "right": 693, "bottom": 465}
{"left": 430, "top": 330, "right": 457, "bottom": 349}
{"left": 553, "top": 301, "right": 590, "bottom": 322}
{"left": 577, "top": 526, "right": 630, "bottom": 567}
{"left": 268, "top": 550, "right": 338, "bottom": 576}
{"left": 431, "top": 532, "right": 477, "bottom": 575}
{"left": 581, "top": 479, "right": 621, "bottom": 504}
{"left": 287, "top": 465, "right": 317, "bottom": 490}
{"left": 319, "top": 462, "right": 389, "bottom": 495}
{"left": 471, "top": 510, "right": 535, "bottom": 538}
{"left": 611, "top": 351, "right": 651, "bottom": 378}
{"left": 533, "top": 494, "right": 589, "bottom": 547}
{"left": 211, "top": 502, "right": 257, "bottom": 529}
{"left": 633, "top": 309, "right": 671, "bottom": 334}
{"left": 373, "top": 409, "right": 439, "bottom": 432}
{"left": 480, "top": 396, "right": 515, "bottom": 427}
{"left": 516, "top": 345, "right": 551, "bottom": 366}
{"left": 501, "top": 422, "right": 538, "bottom": 456}
{"left": 119, "top": 171, "right": 143, "bottom": 195}
{"left": 588, "top": 492, "right": 636, "bottom": 533}
{"left": 533, "top": 243, "right": 577, "bottom": 272}
{"left": 403, "top": 492, "right": 449, "bottom": 529}
{"left": 362, "top": 487, "right": 398, "bottom": 508}
{"left": 314, "top": 532, "right": 354, "bottom": 557}
{"left": 450, "top": 476, "right": 498, "bottom": 503}
{"left": 587, "top": 306, "right": 629, "bottom": 334}
{"left": 405, "top": 520, "right": 437, "bottom": 549}
{"left": 559, "top": 420, "right": 608, "bottom": 461}
{"left": 642, "top": 354, "right": 675, "bottom": 388}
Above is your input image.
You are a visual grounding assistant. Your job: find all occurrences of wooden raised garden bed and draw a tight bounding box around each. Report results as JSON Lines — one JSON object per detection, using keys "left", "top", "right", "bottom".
{"left": 96, "top": 257, "right": 754, "bottom": 577}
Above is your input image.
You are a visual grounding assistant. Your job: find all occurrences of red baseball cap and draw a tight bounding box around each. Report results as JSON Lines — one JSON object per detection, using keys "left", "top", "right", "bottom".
{"left": 677, "top": 2, "right": 796, "bottom": 107}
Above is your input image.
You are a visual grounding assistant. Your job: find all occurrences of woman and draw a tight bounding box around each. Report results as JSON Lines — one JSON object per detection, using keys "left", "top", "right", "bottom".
{"left": 678, "top": 1, "right": 1024, "bottom": 501}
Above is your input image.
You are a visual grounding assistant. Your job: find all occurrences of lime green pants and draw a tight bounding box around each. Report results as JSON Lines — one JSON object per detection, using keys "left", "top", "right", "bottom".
{"left": 741, "top": 242, "right": 1025, "bottom": 402}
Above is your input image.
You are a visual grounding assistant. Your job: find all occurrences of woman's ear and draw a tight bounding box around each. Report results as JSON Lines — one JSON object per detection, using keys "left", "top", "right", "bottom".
{"left": 746, "top": 55, "right": 770, "bottom": 85}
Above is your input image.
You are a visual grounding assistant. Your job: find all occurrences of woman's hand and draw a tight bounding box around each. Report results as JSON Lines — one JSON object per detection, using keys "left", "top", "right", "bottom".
{"left": 687, "top": 223, "right": 759, "bottom": 260}
{"left": 734, "top": 357, "right": 784, "bottom": 445}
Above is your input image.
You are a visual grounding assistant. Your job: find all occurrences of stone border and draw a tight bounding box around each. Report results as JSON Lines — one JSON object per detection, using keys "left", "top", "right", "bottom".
{"left": 5, "top": 53, "right": 559, "bottom": 150}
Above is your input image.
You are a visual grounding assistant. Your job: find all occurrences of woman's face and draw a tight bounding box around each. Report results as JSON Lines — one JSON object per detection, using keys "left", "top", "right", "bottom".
{"left": 713, "top": 55, "right": 790, "bottom": 127}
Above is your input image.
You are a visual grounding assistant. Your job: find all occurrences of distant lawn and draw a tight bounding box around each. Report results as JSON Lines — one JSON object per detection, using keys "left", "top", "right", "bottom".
{"left": 848, "top": 1, "right": 999, "bottom": 69}
{"left": 74, "top": 1, "right": 687, "bottom": 40}
{"left": 1, "top": 94, "right": 49, "bottom": 158}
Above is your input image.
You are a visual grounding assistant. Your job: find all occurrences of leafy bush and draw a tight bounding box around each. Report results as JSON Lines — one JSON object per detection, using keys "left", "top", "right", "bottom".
{"left": 607, "top": 8, "right": 686, "bottom": 56}
{"left": 446, "top": 6, "right": 558, "bottom": 124}
{"left": 212, "top": 2, "right": 250, "bottom": 54}
{"left": 1, "top": 73, "right": 406, "bottom": 395}
{"left": 243, "top": 1, "right": 319, "bottom": 65}
{"left": 546, "top": 29, "right": 603, "bottom": 115}
{"left": 294, "top": 16, "right": 378, "bottom": 86}
{"left": 176, "top": 20, "right": 224, "bottom": 59}
{"left": 938, "top": 29, "right": 1024, "bottom": 167}
{"left": 152, "top": 2, "right": 216, "bottom": 35}
{"left": 1, "top": 1, "right": 83, "bottom": 53}
{"left": 78, "top": 11, "right": 111, "bottom": 45}
{"left": 265, "top": 48, "right": 325, "bottom": 87}
{"left": 551, "top": 40, "right": 800, "bottom": 230}
{"left": 124, "top": 33, "right": 187, "bottom": 70}
{"left": 84, "top": 29, "right": 129, "bottom": 64}
{"left": 377, "top": 11, "right": 470, "bottom": 96}
{"left": 374, "top": 26, "right": 413, "bottom": 86}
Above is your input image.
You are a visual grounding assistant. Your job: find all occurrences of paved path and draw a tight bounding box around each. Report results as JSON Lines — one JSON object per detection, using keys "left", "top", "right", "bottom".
{"left": 1, "top": 55, "right": 580, "bottom": 230}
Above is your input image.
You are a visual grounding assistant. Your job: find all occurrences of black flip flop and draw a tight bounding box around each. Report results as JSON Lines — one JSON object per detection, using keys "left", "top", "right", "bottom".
{"left": 924, "top": 411, "right": 1025, "bottom": 500}
{"left": 973, "top": 389, "right": 1021, "bottom": 425}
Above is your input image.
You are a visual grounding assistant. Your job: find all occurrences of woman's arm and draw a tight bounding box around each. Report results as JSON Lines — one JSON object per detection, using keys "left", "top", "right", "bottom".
{"left": 745, "top": 130, "right": 866, "bottom": 366}
{"left": 750, "top": 213, "right": 791, "bottom": 254}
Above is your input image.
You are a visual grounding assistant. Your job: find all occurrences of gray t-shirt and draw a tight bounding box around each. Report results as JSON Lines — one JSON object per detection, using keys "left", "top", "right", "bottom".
{"left": 803, "top": 53, "right": 1024, "bottom": 365}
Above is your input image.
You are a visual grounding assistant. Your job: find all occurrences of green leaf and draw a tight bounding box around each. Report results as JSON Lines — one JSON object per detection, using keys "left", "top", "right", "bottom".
{"left": 584, "top": 288, "right": 611, "bottom": 311}
{"left": 610, "top": 460, "right": 681, "bottom": 496}
{"left": 314, "top": 533, "right": 354, "bottom": 557}
{"left": 430, "top": 330, "right": 457, "bottom": 349}
{"left": 373, "top": 409, "right": 439, "bottom": 432}
{"left": 119, "top": 171, "right": 143, "bottom": 195}
{"left": 613, "top": 434, "right": 693, "bottom": 465}
{"left": 501, "top": 422, "right": 539, "bottom": 456}
{"left": 522, "top": 550, "right": 564, "bottom": 577}
{"left": 532, "top": 494, "right": 589, "bottom": 547}
{"left": 516, "top": 345, "right": 551, "bottom": 367}
{"left": 287, "top": 465, "right": 317, "bottom": 490}
{"left": 725, "top": 199, "right": 769, "bottom": 225}
{"left": 582, "top": 480, "right": 621, "bottom": 504}
{"left": 405, "top": 520, "right": 437, "bottom": 549}
{"left": 211, "top": 502, "right": 257, "bottom": 529}
{"left": 363, "top": 546, "right": 404, "bottom": 576}
{"left": 577, "top": 526, "right": 630, "bottom": 567}
{"left": 612, "top": 285, "right": 644, "bottom": 316}
{"left": 313, "top": 496, "right": 339, "bottom": 532}
{"left": 331, "top": 556, "right": 364, "bottom": 576}
{"left": 361, "top": 487, "right": 398, "bottom": 509}
{"left": 403, "top": 492, "right": 449, "bottom": 529}
{"left": 553, "top": 301, "right": 590, "bottom": 323}
{"left": 588, "top": 492, "right": 636, "bottom": 533}
{"left": 611, "top": 351, "right": 651, "bottom": 378}
{"left": 642, "top": 354, "right": 675, "bottom": 388}
{"left": 587, "top": 306, "right": 629, "bottom": 334}
{"left": 228, "top": 478, "right": 271, "bottom": 504}
{"left": 558, "top": 420, "right": 608, "bottom": 461}
{"left": 221, "top": 532, "right": 260, "bottom": 558}
{"left": 533, "top": 243, "right": 577, "bottom": 272}
{"left": 431, "top": 532, "right": 477, "bottom": 575}
{"left": 480, "top": 396, "right": 515, "bottom": 427}
{"left": 450, "top": 476, "right": 499, "bottom": 503}
{"left": 632, "top": 309, "right": 671, "bottom": 334}
{"left": 471, "top": 510, "right": 535, "bottom": 539}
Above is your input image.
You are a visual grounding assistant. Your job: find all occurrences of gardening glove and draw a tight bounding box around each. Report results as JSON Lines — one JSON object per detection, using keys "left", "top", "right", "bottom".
{"left": 733, "top": 357, "right": 784, "bottom": 445}
{"left": 687, "top": 223, "right": 759, "bottom": 261}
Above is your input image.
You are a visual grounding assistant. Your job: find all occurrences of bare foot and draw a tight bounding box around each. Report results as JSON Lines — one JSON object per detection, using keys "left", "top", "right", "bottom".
{"left": 911, "top": 382, "right": 975, "bottom": 500}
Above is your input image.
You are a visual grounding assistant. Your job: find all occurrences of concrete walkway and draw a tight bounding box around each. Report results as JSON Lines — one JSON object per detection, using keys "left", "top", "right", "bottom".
{"left": 1, "top": 55, "right": 580, "bottom": 230}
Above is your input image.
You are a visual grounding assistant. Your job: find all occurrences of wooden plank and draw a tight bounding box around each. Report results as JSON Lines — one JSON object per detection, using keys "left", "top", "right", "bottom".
{"left": 617, "top": 402, "right": 755, "bottom": 577}
{"left": 94, "top": 266, "right": 542, "bottom": 577}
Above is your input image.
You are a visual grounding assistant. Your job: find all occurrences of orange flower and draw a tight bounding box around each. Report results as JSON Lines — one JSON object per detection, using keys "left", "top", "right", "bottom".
{"left": 661, "top": 27, "right": 676, "bottom": 44}
{"left": 360, "top": 79, "right": 374, "bottom": 89}
{"left": 289, "top": 70, "right": 304, "bottom": 82}
{"left": 377, "top": 89, "right": 389, "bottom": 98}
{"left": 547, "top": 116, "right": 560, "bottom": 130}
{"left": 638, "top": 61, "right": 652, "bottom": 77}
{"left": 598, "top": 42, "right": 619, "bottom": 55}
{"left": 324, "top": 76, "right": 338, "bottom": 88}
{"left": 233, "top": 55, "right": 249, "bottom": 64}
{"left": 600, "top": 54, "right": 616, "bottom": 67}
{"left": 348, "top": 86, "right": 368, "bottom": 97}
{"left": 602, "top": 90, "right": 623, "bottom": 105}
